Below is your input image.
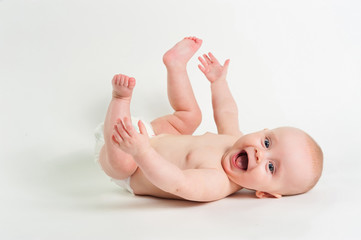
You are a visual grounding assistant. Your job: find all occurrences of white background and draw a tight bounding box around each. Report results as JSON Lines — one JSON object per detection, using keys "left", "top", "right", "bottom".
{"left": 1, "top": 0, "right": 360, "bottom": 239}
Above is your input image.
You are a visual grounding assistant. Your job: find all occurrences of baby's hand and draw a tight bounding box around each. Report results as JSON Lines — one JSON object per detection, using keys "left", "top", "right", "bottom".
{"left": 198, "top": 52, "right": 230, "bottom": 83}
{"left": 112, "top": 117, "right": 151, "bottom": 157}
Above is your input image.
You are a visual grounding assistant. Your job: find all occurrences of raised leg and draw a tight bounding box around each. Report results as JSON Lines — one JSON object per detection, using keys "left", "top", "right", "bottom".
{"left": 99, "top": 74, "right": 137, "bottom": 180}
{"left": 151, "top": 36, "right": 203, "bottom": 135}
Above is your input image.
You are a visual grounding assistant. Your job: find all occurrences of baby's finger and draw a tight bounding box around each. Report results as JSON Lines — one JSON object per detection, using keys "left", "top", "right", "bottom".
{"left": 112, "top": 123, "right": 124, "bottom": 144}
{"left": 138, "top": 120, "right": 149, "bottom": 137}
{"left": 112, "top": 129, "right": 123, "bottom": 144}
{"left": 198, "top": 56, "right": 208, "bottom": 68}
{"left": 208, "top": 52, "right": 219, "bottom": 64}
{"left": 116, "top": 120, "right": 130, "bottom": 139}
{"left": 223, "top": 59, "right": 230, "bottom": 71}
{"left": 112, "top": 135, "right": 119, "bottom": 145}
{"left": 203, "top": 54, "right": 212, "bottom": 64}
{"left": 123, "top": 117, "right": 136, "bottom": 137}
{"left": 198, "top": 64, "right": 206, "bottom": 74}
{"left": 114, "top": 124, "right": 123, "bottom": 140}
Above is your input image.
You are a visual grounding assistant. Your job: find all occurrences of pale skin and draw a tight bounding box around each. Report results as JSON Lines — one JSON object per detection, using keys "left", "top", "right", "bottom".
{"left": 99, "top": 37, "right": 314, "bottom": 202}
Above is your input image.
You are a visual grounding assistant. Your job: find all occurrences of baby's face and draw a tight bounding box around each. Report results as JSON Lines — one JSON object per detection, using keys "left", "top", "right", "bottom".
{"left": 222, "top": 127, "right": 314, "bottom": 197}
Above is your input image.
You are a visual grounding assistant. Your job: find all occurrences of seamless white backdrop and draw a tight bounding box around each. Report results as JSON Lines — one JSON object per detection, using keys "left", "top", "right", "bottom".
{"left": 1, "top": 0, "right": 360, "bottom": 239}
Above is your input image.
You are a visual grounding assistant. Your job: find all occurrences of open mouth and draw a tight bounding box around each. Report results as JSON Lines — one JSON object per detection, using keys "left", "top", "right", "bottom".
{"left": 234, "top": 150, "right": 248, "bottom": 171}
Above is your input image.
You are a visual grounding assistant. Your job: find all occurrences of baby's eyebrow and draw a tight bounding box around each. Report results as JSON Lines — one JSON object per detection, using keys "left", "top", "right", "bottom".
{"left": 268, "top": 130, "right": 278, "bottom": 144}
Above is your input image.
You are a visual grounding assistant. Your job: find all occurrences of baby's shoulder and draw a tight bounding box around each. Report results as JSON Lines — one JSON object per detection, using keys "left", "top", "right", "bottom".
{"left": 200, "top": 131, "right": 238, "bottom": 143}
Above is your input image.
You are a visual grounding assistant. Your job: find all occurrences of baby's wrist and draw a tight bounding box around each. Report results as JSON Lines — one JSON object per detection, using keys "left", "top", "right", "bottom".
{"left": 211, "top": 78, "right": 227, "bottom": 85}
{"left": 133, "top": 146, "right": 153, "bottom": 160}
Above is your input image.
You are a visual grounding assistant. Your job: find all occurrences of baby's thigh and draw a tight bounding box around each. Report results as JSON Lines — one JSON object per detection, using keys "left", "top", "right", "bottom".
{"left": 151, "top": 115, "right": 189, "bottom": 135}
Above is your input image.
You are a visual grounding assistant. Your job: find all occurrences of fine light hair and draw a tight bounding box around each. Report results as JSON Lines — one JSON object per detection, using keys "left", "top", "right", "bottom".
{"left": 286, "top": 129, "right": 324, "bottom": 196}
{"left": 302, "top": 132, "right": 323, "bottom": 193}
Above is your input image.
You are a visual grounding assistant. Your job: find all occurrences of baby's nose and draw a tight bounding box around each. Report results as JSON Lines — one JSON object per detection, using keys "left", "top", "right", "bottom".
{"left": 255, "top": 148, "right": 263, "bottom": 164}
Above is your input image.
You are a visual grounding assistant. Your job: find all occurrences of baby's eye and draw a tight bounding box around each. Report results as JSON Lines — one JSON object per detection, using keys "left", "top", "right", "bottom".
{"left": 268, "top": 162, "right": 275, "bottom": 174}
{"left": 264, "top": 138, "right": 270, "bottom": 148}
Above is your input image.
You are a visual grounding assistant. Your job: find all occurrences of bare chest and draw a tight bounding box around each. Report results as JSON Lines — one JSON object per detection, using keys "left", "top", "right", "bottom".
{"left": 153, "top": 132, "right": 231, "bottom": 169}
{"left": 130, "top": 133, "right": 235, "bottom": 198}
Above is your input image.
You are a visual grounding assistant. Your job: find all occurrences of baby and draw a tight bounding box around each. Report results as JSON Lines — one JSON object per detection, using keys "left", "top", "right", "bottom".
{"left": 96, "top": 36, "right": 323, "bottom": 202}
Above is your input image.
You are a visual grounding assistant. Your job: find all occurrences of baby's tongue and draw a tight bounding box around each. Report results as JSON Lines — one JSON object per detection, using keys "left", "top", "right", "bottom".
{"left": 236, "top": 154, "right": 248, "bottom": 170}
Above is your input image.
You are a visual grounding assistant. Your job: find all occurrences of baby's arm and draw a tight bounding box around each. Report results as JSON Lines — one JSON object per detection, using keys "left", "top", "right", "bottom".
{"left": 198, "top": 53, "right": 242, "bottom": 136}
{"left": 112, "top": 117, "right": 230, "bottom": 202}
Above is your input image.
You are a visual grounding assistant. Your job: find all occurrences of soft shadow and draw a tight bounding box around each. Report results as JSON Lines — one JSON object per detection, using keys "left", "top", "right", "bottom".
{"left": 12, "top": 148, "right": 109, "bottom": 199}
{"left": 14, "top": 147, "right": 211, "bottom": 210}
{"left": 91, "top": 195, "right": 207, "bottom": 211}
{"left": 227, "top": 189, "right": 257, "bottom": 199}
{"left": 13, "top": 147, "right": 256, "bottom": 211}
{"left": 90, "top": 189, "right": 256, "bottom": 211}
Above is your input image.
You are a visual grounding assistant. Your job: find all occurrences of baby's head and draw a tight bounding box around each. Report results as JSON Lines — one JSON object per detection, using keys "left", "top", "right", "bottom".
{"left": 222, "top": 127, "right": 323, "bottom": 198}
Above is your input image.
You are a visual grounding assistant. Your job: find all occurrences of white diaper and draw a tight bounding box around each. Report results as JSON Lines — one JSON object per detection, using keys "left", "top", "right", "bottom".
{"left": 94, "top": 117, "right": 155, "bottom": 194}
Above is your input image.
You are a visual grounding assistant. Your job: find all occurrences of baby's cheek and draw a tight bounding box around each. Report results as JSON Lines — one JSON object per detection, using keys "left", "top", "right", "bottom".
{"left": 247, "top": 171, "right": 269, "bottom": 188}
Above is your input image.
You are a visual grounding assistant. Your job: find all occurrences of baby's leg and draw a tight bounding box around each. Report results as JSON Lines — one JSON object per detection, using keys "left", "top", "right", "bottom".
{"left": 99, "top": 74, "right": 137, "bottom": 180}
{"left": 151, "top": 37, "right": 202, "bottom": 135}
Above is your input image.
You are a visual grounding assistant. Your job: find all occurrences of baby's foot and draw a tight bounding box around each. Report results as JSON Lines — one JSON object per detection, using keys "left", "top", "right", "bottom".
{"left": 163, "top": 36, "right": 202, "bottom": 68}
{"left": 112, "top": 74, "right": 136, "bottom": 100}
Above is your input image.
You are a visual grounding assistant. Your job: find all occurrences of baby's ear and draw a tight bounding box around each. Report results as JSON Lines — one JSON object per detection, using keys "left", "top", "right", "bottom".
{"left": 255, "top": 191, "right": 282, "bottom": 199}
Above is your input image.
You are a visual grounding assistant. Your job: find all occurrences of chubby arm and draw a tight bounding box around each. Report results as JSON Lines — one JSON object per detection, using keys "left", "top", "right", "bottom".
{"left": 198, "top": 53, "right": 242, "bottom": 136}
{"left": 112, "top": 117, "right": 231, "bottom": 202}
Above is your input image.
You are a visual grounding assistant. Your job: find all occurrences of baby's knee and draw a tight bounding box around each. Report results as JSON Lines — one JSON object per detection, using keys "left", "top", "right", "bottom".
{"left": 176, "top": 110, "right": 202, "bottom": 134}
{"left": 190, "top": 108, "right": 202, "bottom": 128}
{"left": 100, "top": 147, "right": 137, "bottom": 179}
